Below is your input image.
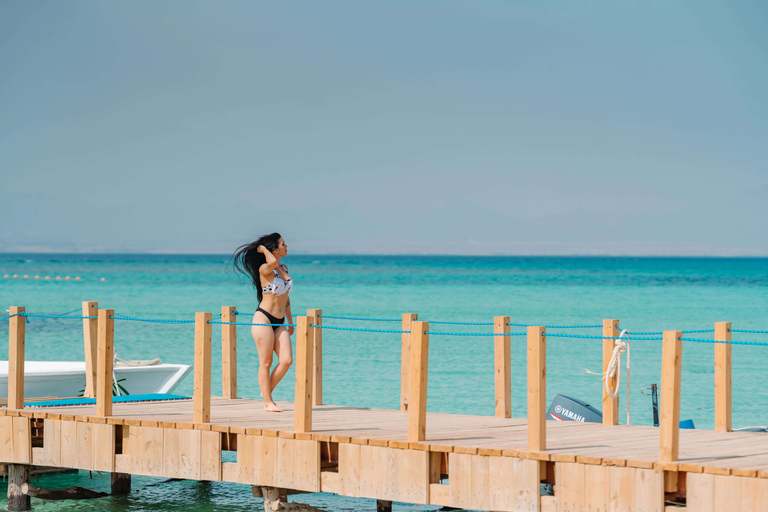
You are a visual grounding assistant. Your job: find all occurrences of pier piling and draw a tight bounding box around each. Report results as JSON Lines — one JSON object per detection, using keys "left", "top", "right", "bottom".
{"left": 6, "top": 464, "right": 31, "bottom": 511}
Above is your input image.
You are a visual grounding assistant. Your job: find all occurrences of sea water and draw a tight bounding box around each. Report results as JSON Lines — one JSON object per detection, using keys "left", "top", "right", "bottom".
{"left": 2, "top": 254, "right": 768, "bottom": 511}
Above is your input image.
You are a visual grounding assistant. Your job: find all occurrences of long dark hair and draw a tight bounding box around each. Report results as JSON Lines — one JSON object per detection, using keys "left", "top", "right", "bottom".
{"left": 232, "top": 232, "right": 282, "bottom": 302}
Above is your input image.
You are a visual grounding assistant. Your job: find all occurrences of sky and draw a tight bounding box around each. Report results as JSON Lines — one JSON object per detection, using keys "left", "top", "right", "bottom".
{"left": 1, "top": 1, "right": 767, "bottom": 255}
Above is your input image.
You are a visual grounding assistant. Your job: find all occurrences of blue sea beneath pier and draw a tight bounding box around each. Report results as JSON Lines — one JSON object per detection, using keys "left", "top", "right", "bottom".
{"left": 2, "top": 253, "right": 768, "bottom": 511}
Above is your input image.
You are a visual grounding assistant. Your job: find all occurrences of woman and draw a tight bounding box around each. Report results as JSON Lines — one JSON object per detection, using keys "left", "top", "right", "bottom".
{"left": 233, "top": 233, "right": 293, "bottom": 412}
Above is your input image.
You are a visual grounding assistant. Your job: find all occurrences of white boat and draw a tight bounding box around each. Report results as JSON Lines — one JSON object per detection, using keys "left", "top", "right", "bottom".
{"left": 0, "top": 361, "right": 191, "bottom": 400}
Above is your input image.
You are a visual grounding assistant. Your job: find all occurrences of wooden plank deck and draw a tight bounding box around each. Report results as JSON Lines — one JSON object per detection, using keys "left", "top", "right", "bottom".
{"left": 1, "top": 397, "right": 767, "bottom": 512}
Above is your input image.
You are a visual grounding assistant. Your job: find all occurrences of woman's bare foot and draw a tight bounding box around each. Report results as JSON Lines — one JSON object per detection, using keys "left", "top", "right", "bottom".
{"left": 264, "top": 401, "right": 283, "bottom": 413}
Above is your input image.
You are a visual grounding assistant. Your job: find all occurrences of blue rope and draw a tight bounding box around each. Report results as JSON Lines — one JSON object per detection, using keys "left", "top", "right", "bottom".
{"left": 426, "top": 331, "right": 527, "bottom": 336}
{"left": 428, "top": 320, "right": 495, "bottom": 326}
{"left": 310, "top": 324, "right": 408, "bottom": 334}
{"left": 209, "top": 320, "right": 296, "bottom": 327}
{"left": 110, "top": 314, "right": 195, "bottom": 324}
{"left": 319, "top": 315, "right": 401, "bottom": 322}
{"left": 544, "top": 333, "right": 663, "bottom": 341}
{"left": 730, "top": 329, "right": 768, "bottom": 334}
{"left": 624, "top": 331, "right": 664, "bottom": 335}
{"left": 681, "top": 337, "right": 768, "bottom": 347}
{"left": 508, "top": 323, "right": 602, "bottom": 329}
{"left": 0, "top": 313, "right": 16, "bottom": 322}
{"left": 683, "top": 329, "right": 716, "bottom": 333}
{"left": 21, "top": 312, "right": 96, "bottom": 320}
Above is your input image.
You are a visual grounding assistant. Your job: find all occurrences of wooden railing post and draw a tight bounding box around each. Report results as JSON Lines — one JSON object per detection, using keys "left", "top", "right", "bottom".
{"left": 8, "top": 306, "right": 26, "bottom": 410}
{"left": 527, "top": 326, "right": 546, "bottom": 451}
{"left": 602, "top": 319, "right": 620, "bottom": 425}
{"left": 294, "top": 316, "right": 314, "bottom": 433}
{"left": 714, "top": 322, "right": 732, "bottom": 433}
{"left": 307, "top": 309, "right": 323, "bottom": 406}
{"left": 222, "top": 306, "right": 237, "bottom": 399}
{"left": 407, "top": 320, "right": 429, "bottom": 442}
{"left": 193, "top": 312, "right": 212, "bottom": 423}
{"left": 401, "top": 313, "right": 418, "bottom": 412}
{"left": 96, "top": 309, "right": 115, "bottom": 417}
{"left": 82, "top": 301, "right": 98, "bottom": 398}
{"left": 494, "top": 315, "right": 511, "bottom": 419}
{"left": 659, "top": 330, "right": 683, "bottom": 462}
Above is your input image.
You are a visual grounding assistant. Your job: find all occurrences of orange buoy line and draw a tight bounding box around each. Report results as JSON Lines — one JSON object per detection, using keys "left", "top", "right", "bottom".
{"left": 3, "top": 274, "right": 85, "bottom": 281}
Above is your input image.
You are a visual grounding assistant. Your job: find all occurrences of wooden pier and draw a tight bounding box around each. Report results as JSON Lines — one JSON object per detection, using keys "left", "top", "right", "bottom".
{"left": 2, "top": 304, "right": 768, "bottom": 511}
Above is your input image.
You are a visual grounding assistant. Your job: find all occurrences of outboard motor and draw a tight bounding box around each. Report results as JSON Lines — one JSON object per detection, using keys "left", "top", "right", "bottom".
{"left": 546, "top": 394, "right": 602, "bottom": 423}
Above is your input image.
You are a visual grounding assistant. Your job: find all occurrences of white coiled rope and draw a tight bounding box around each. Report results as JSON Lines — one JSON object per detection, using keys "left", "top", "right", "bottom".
{"left": 586, "top": 329, "right": 631, "bottom": 424}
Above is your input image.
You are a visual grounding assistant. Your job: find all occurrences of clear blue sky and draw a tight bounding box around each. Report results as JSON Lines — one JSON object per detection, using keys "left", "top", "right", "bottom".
{"left": 1, "top": 1, "right": 766, "bottom": 255}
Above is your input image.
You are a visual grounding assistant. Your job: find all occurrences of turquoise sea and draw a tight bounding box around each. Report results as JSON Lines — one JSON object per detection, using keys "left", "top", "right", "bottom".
{"left": 3, "top": 254, "right": 768, "bottom": 511}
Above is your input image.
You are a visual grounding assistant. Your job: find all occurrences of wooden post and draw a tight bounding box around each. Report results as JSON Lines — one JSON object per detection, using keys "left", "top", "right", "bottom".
{"left": 659, "top": 330, "right": 683, "bottom": 462}
{"left": 494, "top": 315, "right": 511, "bottom": 419}
{"left": 111, "top": 473, "right": 131, "bottom": 495}
{"left": 222, "top": 306, "right": 237, "bottom": 399}
{"left": 527, "top": 326, "right": 546, "bottom": 452}
{"left": 714, "top": 321, "right": 732, "bottom": 433}
{"left": 96, "top": 309, "right": 115, "bottom": 417}
{"left": 82, "top": 301, "right": 98, "bottom": 398}
{"left": 307, "top": 309, "right": 323, "bottom": 406}
{"left": 193, "top": 312, "right": 212, "bottom": 423}
{"left": 294, "top": 316, "right": 314, "bottom": 433}
{"left": 602, "top": 319, "right": 620, "bottom": 425}
{"left": 7, "top": 464, "right": 30, "bottom": 511}
{"left": 400, "top": 313, "right": 418, "bottom": 412}
{"left": 407, "top": 320, "right": 429, "bottom": 442}
{"left": 8, "top": 306, "right": 25, "bottom": 410}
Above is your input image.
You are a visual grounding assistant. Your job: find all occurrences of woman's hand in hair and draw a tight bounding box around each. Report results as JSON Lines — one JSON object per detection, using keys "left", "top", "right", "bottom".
{"left": 257, "top": 245, "right": 267, "bottom": 254}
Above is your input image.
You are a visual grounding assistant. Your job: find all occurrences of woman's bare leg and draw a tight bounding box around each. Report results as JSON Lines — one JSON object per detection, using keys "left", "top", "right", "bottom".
{"left": 252, "top": 320, "right": 282, "bottom": 412}
{"left": 270, "top": 327, "right": 293, "bottom": 392}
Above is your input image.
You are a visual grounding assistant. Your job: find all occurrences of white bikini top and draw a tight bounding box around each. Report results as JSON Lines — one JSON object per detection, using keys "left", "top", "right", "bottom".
{"left": 262, "top": 264, "right": 292, "bottom": 296}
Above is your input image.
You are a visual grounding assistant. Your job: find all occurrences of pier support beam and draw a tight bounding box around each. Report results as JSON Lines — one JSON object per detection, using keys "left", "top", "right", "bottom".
{"left": 602, "top": 319, "right": 620, "bottom": 425}
{"left": 194, "top": 312, "right": 213, "bottom": 423}
{"left": 408, "top": 320, "right": 429, "bottom": 442}
{"left": 714, "top": 321, "right": 732, "bottom": 432}
{"left": 111, "top": 472, "right": 131, "bottom": 495}
{"left": 96, "top": 308, "right": 115, "bottom": 417}
{"left": 222, "top": 306, "right": 237, "bottom": 399}
{"left": 307, "top": 309, "right": 323, "bottom": 406}
{"left": 494, "top": 315, "right": 511, "bottom": 418}
{"left": 7, "top": 464, "right": 31, "bottom": 511}
{"left": 659, "top": 330, "right": 683, "bottom": 462}
{"left": 527, "top": 326, "right": 546, "bottom": 452}
{"left": 8, "top": 306, "right": 26, "bottom": 410}
{"left": 400, "top": 313, "right": 418, "bottom": 411}
{"left": 82, "top": 301, "right": 99, "bottom": 398}
{"left": 295, "top": 316, "right": 314, "bottom": 433}
{"left": 376, "top": 499, "right": 392, "bottom": 512}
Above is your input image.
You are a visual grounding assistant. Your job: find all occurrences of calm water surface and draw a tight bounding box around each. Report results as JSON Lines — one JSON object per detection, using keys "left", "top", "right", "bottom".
{"left": 2, "top": 254, "right": 768, "bottom": 510}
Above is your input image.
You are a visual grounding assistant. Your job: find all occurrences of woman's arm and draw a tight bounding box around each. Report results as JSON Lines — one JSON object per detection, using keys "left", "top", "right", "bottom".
{"left": 258, "top": 245, "right": 279, "bottom": 274}
{"left": 286, "top": 298, "right": 294, "bottom": 335}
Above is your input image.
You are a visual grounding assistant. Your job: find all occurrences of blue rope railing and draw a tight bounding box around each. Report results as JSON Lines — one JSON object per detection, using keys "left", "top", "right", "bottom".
{"left": 730, "top": 329, "right": 768, "bottom": 334}
{"left": 680, "top": 337, "right": 768, "bottom": 347}
{"left": 319, "top": 315, "right": 401, "bottom": 322}
{"left": 508, "top": 323, "right": 602, "bottom": 329}
{"left": 544, "top": 333, "right": 663, "bottom": 341}
{"left": 109, "top": 314, "right": 195, "bottom": 324}
{"left": 210, "top": 320, "right": 296, "bottom": 327}
{"left": 311, "top": 324, "right": 408, "bottom": 334}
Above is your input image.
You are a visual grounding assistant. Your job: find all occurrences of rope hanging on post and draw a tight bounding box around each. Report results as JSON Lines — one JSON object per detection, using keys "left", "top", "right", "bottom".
{"left": 604, "top": 329, "right": 629, "bottom": 400}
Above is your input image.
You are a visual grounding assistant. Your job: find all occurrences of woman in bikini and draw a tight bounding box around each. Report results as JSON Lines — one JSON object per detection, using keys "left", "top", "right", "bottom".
{"left": 233, "top": 233, "right": 293, "bottom": 412}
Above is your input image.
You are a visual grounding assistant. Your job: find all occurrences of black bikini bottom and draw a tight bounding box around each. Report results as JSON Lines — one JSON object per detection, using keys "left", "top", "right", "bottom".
{"left": 256, "top": 307, "right": 285, "bottom": 331}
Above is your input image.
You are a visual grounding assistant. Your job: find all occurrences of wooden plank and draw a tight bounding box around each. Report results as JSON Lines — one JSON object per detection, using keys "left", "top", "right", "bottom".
{"left": 11, "top": 416, "right": 31, "bottom": 464}
{"left": 143, "top": 426, "right": 165, "bottom": 476}
{"left": 92, "top": 423, "right": 115, "bottom": 472}
{"left": 294, "top": 316, "right": 314, "bottom": 432}
{"left": 77, "top": 421, "right": 93, "bottom": 470}
{"left": 221, "top": 306, "right": 237, "bottom": 399}
{"left": 96, "top": 309, "right": 114, "bottom": 417}
{"left": 528, "top": 326, "right": 546, "bottom": 451}
{"left": 714, "top": 322, "right": 732, "bottom": 432}
{"left": 713, "top": 474, "right": 740, "bottom": 512}
{"left": 8, "top": 306, "right": 26, "bottom": 410}
{"left": 488, "top": 455, "right": 539, "bottom": 512}
{"left": 82, "top": 301, "right": 99, "bottom": 398}
{"left": 494, "top": 316, "right": 512, "bottom": 419}
{"left": 741, "top": 473, "right": 768, "bottom": 512}
{"left": 41, "top": 418, "right": 61, "bottom": 466}
{"left": 470, "top": 454, "right": 490, "bottom": 511}
{"left": 634, "top": 468, "right": 664, "bottom": 512}
{"left": 0, "top": 416, "right": 13, "bottom": 461}
{"left": 200, "top": 430, "right": 222, "bottom": 481}
{"left": 308, "top": 309, "right": 323, "bottom": 406}
{"left": 659, "top": 330, "right": 682, "bottom": 462}
{"left": 603, "top": 319, "right": 620, "bottom": 425}
{"left": 193, "top": 312, "right": 212, "bottom": 423}
{"left": 401, "top": 314, "right": 417, "bottom": 412}
{"left": 60, "top": 420, "right": 79, "bottom": 468}
{"left": 584, "top": 463, "right": 610, "bottom": 512}
{"left": 321, "top": 471, "right": 340, "bottom": 493}
{"left": 450, "top": 452, "right": 472, "bottom": 509}
{"left": 162, "top": 428, "right": 183, "bottom": 478}
{"left": 609, "top": 466, "right": 636, "bottom": 512}
{"left": 339, "top": 443, "right": 361, "bottom": 497}
{"left": 556, "top": 462, "right": 584, "bottom": 512}
{"left": 256, "top": 435, "right": 278, "bottom": 486}
{"left": 408, "top": 321, "right": 429, "bottom": 442}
